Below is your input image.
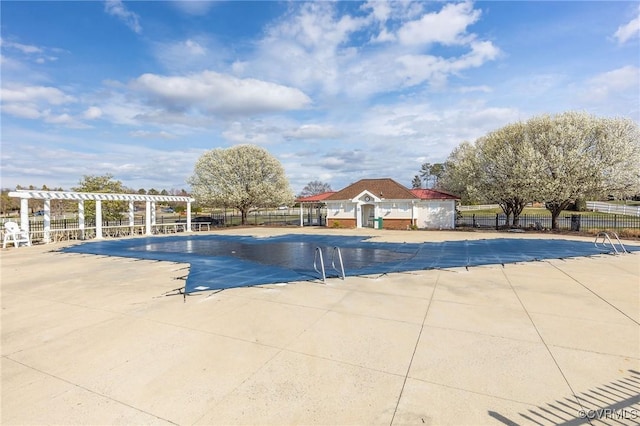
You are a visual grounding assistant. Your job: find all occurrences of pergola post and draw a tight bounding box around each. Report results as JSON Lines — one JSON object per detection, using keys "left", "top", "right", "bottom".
{"left": 20, "top": 198, "right": 29, "bottom": 234}
{"left": 78, "top": 200, "right": 85, "bottom": 239}
{"left": 186, "top": 202, "right": 192, "bottom": 232}
{"left": 151, "top": 202, "right": 156, "bottom": 229}
{"left": 95, "top": 200, "right": 103, "bottom": 239}
{"left": 145, "top": 202, "right": 152, "bottom": 235}
{"left": 43, "top": 199, "right": 51, "bottom": 243}
{"left": 128, "top": 201, "right": 135, "bottom": 234}
{"left": 300, "top": 203, "right": 304, "bottom": 227}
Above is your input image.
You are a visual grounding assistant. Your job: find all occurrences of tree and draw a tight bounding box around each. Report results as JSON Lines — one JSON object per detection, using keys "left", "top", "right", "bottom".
{"left": 526, "top": 112, "right": 640, "bottom": 229}
{"left": 72, "top": 174, "right": 129, "bottom": 222}
{"left": 188, "top": 145, "right": 295, "bottom": 225}
{"left": 298, "top": 180, "right": 332, "bottom": 198}
{"left": 430, "top": 163, "right": 445, "bottom": 188}
{"left": 474, "top": 121, "right": 541, "bottom": 226}
{"left": 0, "top": 189, "right": 21, "bottom": 216}
{"left": 441, "top": 111, "right": 640, "bottom": 230}
{"left": 411, "top": 175, "right": 422, "bottom": 189}
{"left": 419, "top": 162, "right": 446, "bottom": 188}
{"left": 419, "top": 163, "right": 431, "bottom": 187}
{"left": 439, "top": 142, "right": 482, "bottom": 205}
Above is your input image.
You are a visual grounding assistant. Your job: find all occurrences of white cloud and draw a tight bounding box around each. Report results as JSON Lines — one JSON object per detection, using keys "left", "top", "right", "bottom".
{"left": 83, "top": 106, "right": 103, "bottom": 119}
{"left": 581, "top": 65, "right": 640, "bottom": 101}
{"left": 397, "top": 1, "right": 481, "bottom": 46}
{"left": 152, "top": 38, "right": 228, "bottom": 73}
{"left": 220, "top": 120, "right": 282, "bottom": 145}
{"left": 1, "top": 84, "right": 75, "bottom": 105}
{"left": 284, "top": 124, "right": 342, "bottom": 140}
{"left": 1, "top": 103, "right": 41, "bottom": 119}
{"left": 104, "top": 0, "right": 142, "bottom": 34}
{"left": 245, "top": 1, "right": 498, "bottom": 99}
{"left": 1, "top": 40, "right": 43, "bottom": 54}
{"left": 131, "top": 71, "right": 312, "bottom": 115}
{"left": 613, "top": 7, "right": 640, "bottom": 44}
{"left": 129, "top": 130, "right": 177, "bottom": 139}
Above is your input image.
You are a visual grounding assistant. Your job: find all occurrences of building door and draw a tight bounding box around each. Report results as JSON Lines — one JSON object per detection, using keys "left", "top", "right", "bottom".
{"left": 361, "top": 204, "right": 375, "bottom": 227}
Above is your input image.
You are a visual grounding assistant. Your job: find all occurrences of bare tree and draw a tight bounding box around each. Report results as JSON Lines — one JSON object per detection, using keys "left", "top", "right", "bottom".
{"left": 299, "top": 180, "right": 332, "bottom": 197}
{"left": 189, "top": 145, "right": 295, "bottom": 225}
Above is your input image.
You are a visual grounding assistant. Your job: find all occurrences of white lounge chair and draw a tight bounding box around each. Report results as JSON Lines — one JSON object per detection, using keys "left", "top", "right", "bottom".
{"left": 2, "top": 222, "right": 31, "bottom": 248}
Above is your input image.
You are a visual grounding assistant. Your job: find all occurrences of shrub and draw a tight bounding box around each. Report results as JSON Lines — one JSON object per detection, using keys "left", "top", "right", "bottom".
{"left": 573, "top": 197, "right": 587, "bottom": 212}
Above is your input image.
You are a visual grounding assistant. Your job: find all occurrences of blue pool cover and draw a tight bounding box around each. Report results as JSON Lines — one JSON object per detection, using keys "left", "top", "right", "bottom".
{"left": 61, "top": 234, "right": 637, "bottom": 293}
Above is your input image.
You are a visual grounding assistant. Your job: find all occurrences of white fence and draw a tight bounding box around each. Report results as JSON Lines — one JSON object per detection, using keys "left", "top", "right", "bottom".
{"left": 586, "top": 202, "right": 640, "bottom": 217}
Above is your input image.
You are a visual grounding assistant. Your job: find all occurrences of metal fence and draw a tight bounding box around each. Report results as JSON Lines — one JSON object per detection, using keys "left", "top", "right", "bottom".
{"left": 457, "top": 213, "right": 640, "bottom": 231}
{"left": 210, "top": 211, "right": 326, "bottom": 227}
{"left": 1, "top": 209, "right": 328, "bottom": 244}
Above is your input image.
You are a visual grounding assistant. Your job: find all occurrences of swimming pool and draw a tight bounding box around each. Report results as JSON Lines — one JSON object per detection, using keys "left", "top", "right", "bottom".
{"left": 61, "top": 234, "right": 637, "bottom": 293}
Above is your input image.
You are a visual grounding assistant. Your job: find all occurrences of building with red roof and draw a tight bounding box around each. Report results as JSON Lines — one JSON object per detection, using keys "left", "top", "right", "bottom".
{"left": 324, "top": 178, "right": 459, "bottom": 230}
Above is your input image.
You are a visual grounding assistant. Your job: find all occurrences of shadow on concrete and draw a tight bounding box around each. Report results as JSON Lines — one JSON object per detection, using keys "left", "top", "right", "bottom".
{"left": 489, "top": 370, "right": 640, "bottom": 425}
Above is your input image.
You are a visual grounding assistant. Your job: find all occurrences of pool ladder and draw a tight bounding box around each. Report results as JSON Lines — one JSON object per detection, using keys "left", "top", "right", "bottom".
{"left": 313, "top": 247, "right": 345, "bottom": 283}
{"left": 594, "top": 231, "right": 629, "bottom": 254}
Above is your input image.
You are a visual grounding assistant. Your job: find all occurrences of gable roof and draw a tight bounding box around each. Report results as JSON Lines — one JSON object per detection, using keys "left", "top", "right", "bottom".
{"left": 326, "top": 178, "right": 418, "bottom": 201}
{"left": 411, "top": 188, "right": 460, "bottom": 200}
{"left": 295, "top": 191, "right": 337, "bottom": 203}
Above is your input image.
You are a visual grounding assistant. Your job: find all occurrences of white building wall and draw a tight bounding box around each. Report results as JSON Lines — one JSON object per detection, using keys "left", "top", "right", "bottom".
{"left": 416, "top": 200, "right": 456, "bottom": 229}
{"left": 326, "top": 202, "right": 357, "bottom": 219}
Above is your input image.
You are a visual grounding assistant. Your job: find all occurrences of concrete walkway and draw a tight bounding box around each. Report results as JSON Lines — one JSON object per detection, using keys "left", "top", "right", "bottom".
{"left": 2, "top": 229, "right": 639, "bottom": 425}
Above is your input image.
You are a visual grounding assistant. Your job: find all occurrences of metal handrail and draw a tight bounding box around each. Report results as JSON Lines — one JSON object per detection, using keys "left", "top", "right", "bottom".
{"left": 610, "top": 231, "right": 629, "bottom": 253}
{"left": 331, "top": 247, "right": 345, "bottom": 280}
{"left": 313, "top": 247, "right": 326, "bottom": 283}
{"left": 594, "top": 231, "right": 628, "bottom": 254}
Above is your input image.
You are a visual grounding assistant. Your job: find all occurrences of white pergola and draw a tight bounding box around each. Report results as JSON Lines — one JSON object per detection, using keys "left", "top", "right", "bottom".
{"left": 8, "top": 190, "right": 196, "bottom": 243}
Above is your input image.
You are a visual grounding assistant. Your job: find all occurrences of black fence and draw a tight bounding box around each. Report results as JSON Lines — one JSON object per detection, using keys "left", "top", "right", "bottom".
{"left": 209, "top": 211, "right": 326, "bottom": 227}
{"left": 457, "top": 213, "right": 640, "bottom": 231}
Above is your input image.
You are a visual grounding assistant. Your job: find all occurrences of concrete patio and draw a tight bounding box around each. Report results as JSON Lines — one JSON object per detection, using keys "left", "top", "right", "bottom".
{"left": 2, "top": 228, "right": 639, "bottom": 425}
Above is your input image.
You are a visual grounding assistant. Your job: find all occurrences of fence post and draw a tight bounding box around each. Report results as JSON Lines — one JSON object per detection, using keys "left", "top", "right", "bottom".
{"left": 495, "top": 214, "right": 499, "bottom": 230}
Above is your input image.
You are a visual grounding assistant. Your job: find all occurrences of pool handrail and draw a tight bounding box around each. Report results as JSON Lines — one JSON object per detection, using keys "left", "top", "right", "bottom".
{"left": 313, "top": 247, "right": 326, "bottom": 283}
{"left": 594, "top": 231, "right": 628, "bottom": 254}
{"left": 331, "top": 246, "right": 345, "bottom": 280}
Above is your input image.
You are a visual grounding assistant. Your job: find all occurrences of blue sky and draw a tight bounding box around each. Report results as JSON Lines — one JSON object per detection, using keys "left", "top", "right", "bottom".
{"left": 1, "top": 1, "right": 639, "bottom": 194}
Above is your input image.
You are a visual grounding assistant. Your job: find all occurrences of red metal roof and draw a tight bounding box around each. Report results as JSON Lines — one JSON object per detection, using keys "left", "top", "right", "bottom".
{"left": 296, "top": 191, "right": 337, "bottom": 203}
{"left": 411, "top": 188, "right": 460, "bottom": 200}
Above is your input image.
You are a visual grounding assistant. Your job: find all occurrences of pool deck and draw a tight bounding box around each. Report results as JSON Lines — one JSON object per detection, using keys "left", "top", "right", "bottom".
{"left": 2, "top": 228, "right": 639, "bottom": 425}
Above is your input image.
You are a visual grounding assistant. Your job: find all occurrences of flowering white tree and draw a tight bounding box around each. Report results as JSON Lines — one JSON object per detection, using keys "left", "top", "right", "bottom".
{"left": 474, "top": 122, "right": 542, "bottom": 226}
{"left": 439, "top": 141, "right": 481, "bottom": 205}
{"left": 188, "top": 145, "right": 295, "bottom": 224}
{"left": 527, "top": 112, "right": 640, "bottom": 229}
{"left": 441, "top": 111, "right": 640, "bottom": 229}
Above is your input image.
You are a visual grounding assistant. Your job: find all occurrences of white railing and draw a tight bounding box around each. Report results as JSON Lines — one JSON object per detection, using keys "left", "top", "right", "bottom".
{"left": 586, "top": 202, "right": 640, "bottom": 217}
